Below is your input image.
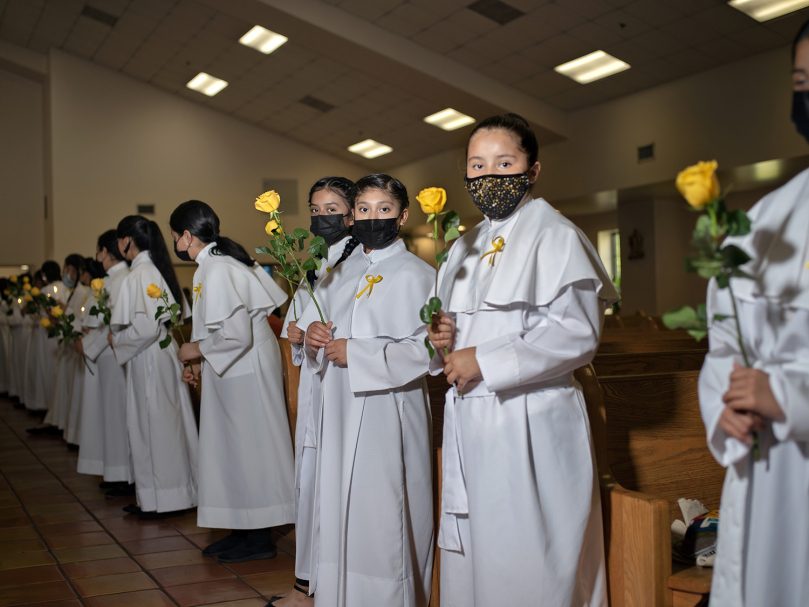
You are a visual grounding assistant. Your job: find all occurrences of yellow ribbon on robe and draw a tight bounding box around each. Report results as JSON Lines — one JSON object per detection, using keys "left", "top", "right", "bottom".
{"left": 193, "top": 283, "right": 202, "bottom": 303}
{"left": 480, "top": 236, "right": 505, "bottom": 266}
{"left": 355, "top": 274, "right": 383, "bottom": 299}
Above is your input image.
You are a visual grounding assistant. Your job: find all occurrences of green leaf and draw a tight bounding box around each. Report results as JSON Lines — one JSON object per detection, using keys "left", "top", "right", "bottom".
{"left": 292, "top": 228, "right": 309, "bottom": 240}
{"left": 713, "top": 313, "right": 731, "bottom": 322}
{"left": 441, "top": 211, "right": 460, "bottom": 232}
{"left": 435, "top": 250, "right": 449, "bottom": 265}
{"left": 720, "top": 244, "right": 751, "bottom": 269}
{"left": 426, "top": 213, "right": 435, "bottom": 223}
{"left": 726, "top": 210, "right": 751, "bottom": 237}
{"left": 444, "top": 227, "right": 461, "bottom": 242}
{"left": 89, "top": 306, "right": 99, "bottom": 315}
{"left": 424, "top": 335, "right": 435, "bottom": 359}
{"left": 255, "top": 246, "right": 270, "bottom": 255}
{"left": 716, "top": 273, "right": 730, "bottom": 289}
{"left": 691, "top": 258, "right": 723, "bottom": 279}
{"left": 158, "top": 334, "right": 172, "bottom": 349}
{"left": 661, "top": 305, "right": 707, "bottom": 339}
{"left": 687, "top": 329, "right": 707, "bottom": 341}
{"left": 428, "top": 296, "right": 442, "bottom": 313}
{"left": 692, "top": 214, "right": 714, "bottom": 243}
{"left": 419, "top": 303, "right": 432, "bottom": 324}
{"left": 302, "top": 258, "right": 317, "bottom": 271}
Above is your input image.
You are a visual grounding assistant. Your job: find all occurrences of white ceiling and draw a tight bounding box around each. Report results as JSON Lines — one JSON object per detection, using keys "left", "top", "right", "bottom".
{"left": 0, "top": 0, "right": 805, "bottom": 168}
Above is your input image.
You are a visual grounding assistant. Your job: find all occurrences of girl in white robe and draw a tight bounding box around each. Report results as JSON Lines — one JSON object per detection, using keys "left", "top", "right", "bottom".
{"left": 28, "top": 262, "right": 63, "bottom": 413}
{"left": 300, "top": 174, "right": 435, "bottom": 607}
{"left": 428, "top": 114, "right": 616, "bottom": 607}
{"left": 698, "top": 28, "right": 809, "bottom": 606}
{"left": 276, "top": 176, "right": 358, "bottom": 607}
{"left": 111, "top": 215, "right": 198, "bottom": 515}
{"left": 169, "top": 200, "right": 295, "bottom": 562}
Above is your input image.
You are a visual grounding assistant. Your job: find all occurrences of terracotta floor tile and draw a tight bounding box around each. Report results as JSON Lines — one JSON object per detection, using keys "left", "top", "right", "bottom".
{"left": 150, "top": 562, "right": 235, "bottom": 587}
{"left": 37, "top": 521, "right": 104, "bottom": 538}
{"left": 11, "top": 601, "right": 82, "bottom": 607}
{"left": 0, "top": 538, "right": 46, "bottom": 553}
{"left": 0, "top": 579, "right": 76, "bottom": 605}
{"left": 106, "top": 525, "right": 181, "bottom": 543}
{"left": 83, "top": 588, "right": 176, "bottom": 607}
{"left": 165, "top": 578, "right": 260, "bottom": 607}
{"left": 223, "top": 553, "right": 294, "bottom": 576}
{"left": 0, "top": 550, "right": 56, "bottom": 571}
{"left": 25, "top": 502, "right": 84, "bottom": 515}
{"left": 184, "top": 530, "right": 228, "bottom": 550}
{"left": 121, "top": 535, "right": 196, "bottom": 555}
{"left": 0, "top": 528, "right": 37, "bottom": 542}
{"left": 135, "top": 548, "right": 208, "bottom": 570}
{"left": 240, "top": 570, "right": 291, "bottom": 597}
{"left": 53, "top": 543, "right": 126, "bottom": 563}
{"left": 45, "top": 532, "right": 116, "bottom": 549}
{"left": 0, "top": 516, "right": 31, "bottom": 529}
{"left": 197, "top": 600, "right": 268, "bottom": 607}
{"left": 0, "top": 564, "right": 63, "bottom": 588}
{"left": 61, "top": 557, "right": 142, "bottom": 579}
{"left": 73, "top": 571, "right": 158, "bottom": 597}
{"left": 30, "top": 510, "right": 92, "bottom": 525}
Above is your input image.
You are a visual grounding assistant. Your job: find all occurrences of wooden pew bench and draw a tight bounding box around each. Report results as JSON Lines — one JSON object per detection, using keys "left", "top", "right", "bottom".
{"left": 593, "top": 349, "right": 706, "bottom": 376}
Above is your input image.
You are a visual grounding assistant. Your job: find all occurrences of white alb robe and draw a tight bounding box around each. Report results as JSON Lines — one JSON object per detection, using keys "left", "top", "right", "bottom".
{"left": 280, "top": 234, "right": 352, "bottom": 580}
{"left": 434, "top": 198, "right": 616, "bottom": 607}
{"left": 6, "top": 299, "right": 23, "bottom": 398}
{"left": 700, "top": 167, "right": 809, "bottom": 607}
{"left": 191, "top": 244, "right": 294, "bottom": 529}
{"left": 111, "top": 251, "right": 198, "bottom": 512}
{"left": 78, "top": 262, "right": 130, "bottom": 478}
{"left": 298, "top": 238, "right": 435, "bottom": 607}
{"left": 28, "top": 282, "right": 63, "bottom": 412}
{"left": 65, "top": 294, "right": 92, "bottom": 444}
{"left": 21, "top": 313, "right": 38, "bottom": 409}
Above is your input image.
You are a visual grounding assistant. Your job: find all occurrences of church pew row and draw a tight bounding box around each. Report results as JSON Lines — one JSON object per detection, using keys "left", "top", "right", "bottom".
{"left": 593, "top": 348, "right": 706, "bottom": 376}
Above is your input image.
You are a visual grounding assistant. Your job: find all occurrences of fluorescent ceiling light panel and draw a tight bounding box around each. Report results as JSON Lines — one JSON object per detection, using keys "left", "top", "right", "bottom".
{"left": 348, "top": 139, "right": 393, "bottom": 159}
{"left": 239, "top": 25, "right": 288, "bottom": 54}
{"left": 728, "top": 0, "right": 809, "bottom": 21}
{"left": 554, "top": 50, "right": 630, "bottom": 84}
{"left": 186, "top": 72, "right": 228, "bottom": 97}
{"left": 424, "top": 108, "right": 476, "bottom": 131}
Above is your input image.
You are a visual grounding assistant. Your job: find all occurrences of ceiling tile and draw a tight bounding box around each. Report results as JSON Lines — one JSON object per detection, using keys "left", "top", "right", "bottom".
{"left": 623, "top": 0, "right": 682, "bottom": 27}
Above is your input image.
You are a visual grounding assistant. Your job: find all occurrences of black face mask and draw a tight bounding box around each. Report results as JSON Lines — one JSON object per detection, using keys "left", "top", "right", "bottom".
{"left": 792, "top": 91, "right": 809, "bottom": 143}
{"left": 464, "top": 173, "right": 531, "bottom": 220}
{"left": 352, "top": 218, "right": 399, "bottom": 250}
{"left": 174, "top": 240, "right": 192, "bottom": 262}
{"left": 310, "top": 214, "right": 350, "bottom": 246}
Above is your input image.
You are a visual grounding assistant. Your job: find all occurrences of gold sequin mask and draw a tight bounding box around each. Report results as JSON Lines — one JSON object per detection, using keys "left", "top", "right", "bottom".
{"left": 464, "top": 173, "right": 530, "bottom": 220}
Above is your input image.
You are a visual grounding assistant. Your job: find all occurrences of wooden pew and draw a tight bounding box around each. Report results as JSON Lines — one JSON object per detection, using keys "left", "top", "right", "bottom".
{"left": 278, "top": 338, "right": 300, "bottom": 441}
{"left": 576, "top": 365, "right": 723, "bottom": 607}
{"left": 593, "top": 348, "right": 706, "bottom": 376}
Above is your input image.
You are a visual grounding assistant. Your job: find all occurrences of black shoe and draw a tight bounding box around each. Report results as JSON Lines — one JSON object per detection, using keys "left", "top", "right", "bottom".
{"left": 202, "top": 531, "right": 248, "bottom": 556}
{"left": 66, "top": 443, "right": 79, "bottom": 451}
{"left": 138, "top": 509, "right": 188, "bottom": 520}
{"left": 26, "top": 425, "right": 60, "bottom": 436}
{"left": 217, "top": 529, "right": 277, "bottom": 563}
{"left": 122, "top": 503, "right": 142, "bottom": 515}
{"left": 105, "top": 484, "right": 136, "bottom": 498}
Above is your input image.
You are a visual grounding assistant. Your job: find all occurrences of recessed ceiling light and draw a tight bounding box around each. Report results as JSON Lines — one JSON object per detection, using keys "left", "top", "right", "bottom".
{"left": 348, "top": 139, "right": 393, "bottom": 159}
{"left": 186, "top": 72, "right": 228, "bottom": 97}
{"left": 728, "top": 0, "right": 809, "bottom": 21}
{"left": 239, "top": 25, "right": 288, "bottom": 54}
{"left": 554, "top": 50, "right": 630, "bottom": 84}
{"left": 424, "top": 108, "right": 476, "bottom": 131}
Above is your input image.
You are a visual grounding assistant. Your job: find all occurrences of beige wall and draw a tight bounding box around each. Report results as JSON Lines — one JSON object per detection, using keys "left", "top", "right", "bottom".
{"left": 0, "top": 67, "right": 45, "bottom": 268}
{"left": 47, "top": 50, "right": 366, "bottom": 274}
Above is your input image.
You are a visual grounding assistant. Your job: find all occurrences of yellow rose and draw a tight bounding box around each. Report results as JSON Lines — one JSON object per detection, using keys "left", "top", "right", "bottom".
{"left": 264, "top": 219, "right": 280, "bottom": 235}
{"left": 675, "top": 160, "right": 720, "bottom": 210}
{"left": 22, "top": 276, "right": 30, "bottom": 283}
{"left": 31, "top": 287, "right": 41, "bottom": 296}
{"left": 50, "top": 306, "right": 63, "bottom": 318}
{"left": 9, "top": 276, "right": 17, "bottom": 284}
{"left": 23, "top": 294, "right": 32, "bottom": 303}
{"left": 255, "top": 190, "right": 281, "bottom": 213}
{"left": 416, "top": 187, "right": 447, "bottom": 215}
{"left": 91, "top": 278, "right": 105, "bottom": 294}
{"left": 40, "top": 318, "right": 51, "bottom": 329}
{"left": 22, "top": 283, "right": 31, "bottom": 292}
{"left": 146, "top": 283, "right": 163, "bottom": 299}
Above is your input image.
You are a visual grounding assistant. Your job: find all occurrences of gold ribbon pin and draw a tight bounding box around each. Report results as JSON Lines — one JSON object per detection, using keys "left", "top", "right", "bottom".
{"left": 480, "top": 236, "right": 505, "bottom": 266}
{"left": 193, "top": 283, "right": 202, "bottom": 303}
{"left": 355, "top": 274, "right": 383, "bottom": 299}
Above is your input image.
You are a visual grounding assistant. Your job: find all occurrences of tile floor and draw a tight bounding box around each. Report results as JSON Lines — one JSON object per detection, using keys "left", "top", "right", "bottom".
{"left": 0, "top": 397, "right": 296, "bottom": 606}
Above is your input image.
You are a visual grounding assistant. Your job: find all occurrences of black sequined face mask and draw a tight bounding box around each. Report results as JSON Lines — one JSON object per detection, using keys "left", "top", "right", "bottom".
{"left": 464, "top": 173, "right": 531, "bottom": 220}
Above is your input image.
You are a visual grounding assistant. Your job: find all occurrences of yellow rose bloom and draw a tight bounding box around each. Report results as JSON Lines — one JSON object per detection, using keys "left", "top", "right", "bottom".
{"left": 23, "top": 294, "right": 32, "bottom": 303}
{"left": 31, "top": 287, "right": 41, "bottom": 296}
{"left": 90, "top": 278, "right": 105, "bottom": 294}
{"left": 9, "top": 276, "right": 17, "bottom": 284}
{"left": 50, "top": 306, "right": 64, "bottom": 318}
{"left": 23, "top": 276, "right": 30, "bottom": 283}
{"left": 40, "top": 318, "right": 51, "bottom": 329}
{"left": 255, "top": 190, "right": 281, "bottom": 213}
{"left": 22, "top": 283, "right": 31, "bottom": 292}
{"left": 264, "top": 219, "right": 280, "bottom": 235}
{"left": 416, "top": 187, "right": 447, "bottom": 215}
{"left": 676, "top": 160, "right": 720, "bottom": 210}
{"left": 146, "top": 283, "right": 163, "bottom": 299}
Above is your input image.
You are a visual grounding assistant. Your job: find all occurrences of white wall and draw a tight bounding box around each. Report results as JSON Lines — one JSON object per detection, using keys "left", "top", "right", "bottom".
{"left": 0, "top": 66, "right": 45, "bottom": 267}
{"left": 48, "top": 50, "right": 366, "bottom": 268}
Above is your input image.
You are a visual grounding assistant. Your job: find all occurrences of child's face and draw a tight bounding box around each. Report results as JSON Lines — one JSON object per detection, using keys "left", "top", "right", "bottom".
{"left": 466, "top": 127, "right": 539, "bottom": 182}
{"left": 354, "top": 188, "right": 408, "bottom": 226}
{"left": 309, "top": 189, "right": 353, "bottom": 226}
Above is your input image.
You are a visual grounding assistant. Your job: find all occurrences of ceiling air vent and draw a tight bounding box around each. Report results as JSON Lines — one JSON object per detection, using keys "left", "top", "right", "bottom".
{"left": 467, "top": 0, "right": 524, "bottom": 25}
{"left": 637, "top": 143, "right": 654, "bottom": 163}
{"left": 81, "top": 4, "right": 119, "bottom": 28}
{"left": 299, "top": 96, "right": 335, "bottom": 113}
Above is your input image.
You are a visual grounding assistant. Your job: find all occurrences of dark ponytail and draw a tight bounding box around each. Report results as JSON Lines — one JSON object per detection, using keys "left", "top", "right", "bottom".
{"left": 169, "top": 200, "right": 253, "bottom": 267}
{"left": 117, "top": 215, "right": 184, "bottom": 307}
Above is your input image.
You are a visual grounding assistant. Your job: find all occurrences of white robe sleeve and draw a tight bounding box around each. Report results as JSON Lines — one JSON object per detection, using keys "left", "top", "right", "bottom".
{"left": 111, "top": 312, "right": 160, "bottom": 365}
{"left": 82, "top": 326, "right": 109, "bottom": 362}
{"left": 346, "top": 326, "right": 430, "bottom": 392}
{"left": 698, "top": 283, "right": 751, "bottom": 466}
{"left": 197, "top": 306, "right": 253, "bottom": 376}
{"left": 765, "top": 360, "right": 809, "bottom": 442}
{"left": 475, "top": 281, "right": 602, "bottom": 393}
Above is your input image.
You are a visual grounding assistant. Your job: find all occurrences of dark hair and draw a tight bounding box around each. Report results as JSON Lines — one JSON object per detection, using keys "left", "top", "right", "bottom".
{"left": 40, "top": 260, "right": 61, "bottom": 283}
{"left": 83, "top": 257, "right": 105, "bottom": 279}
{"left": 98, "top": 229, "right": 125, "bottom": 262}
{"left": 64, "top": 253, "right": 85, "bottom": 274}
{"left": 467, "top": 113, "right": 539, "bottom": 166}
{"left": 117, "top": 215, "right": 183, "bottom": 306}
{"left": 169, "top": 200, "right": 253, "bottom": 267}
{"left": 793, "top": 17, "right": 809, "bottom": 60}
{"left": 308, "top": 176, "right": 357, "bottom": 208}
{"left": 354, "top": 174, "right": 410, "bottom": 211}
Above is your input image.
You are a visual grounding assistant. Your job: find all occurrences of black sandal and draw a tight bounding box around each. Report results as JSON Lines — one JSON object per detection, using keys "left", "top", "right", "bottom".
{"left": 267, "top": 578, "right": 311, "bottom": 606}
